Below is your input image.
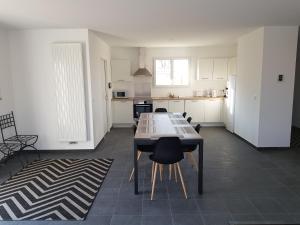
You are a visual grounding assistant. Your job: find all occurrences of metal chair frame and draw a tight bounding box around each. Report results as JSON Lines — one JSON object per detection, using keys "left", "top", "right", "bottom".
{"left": 0, "top": 111, "right": 40, "bottom": 162}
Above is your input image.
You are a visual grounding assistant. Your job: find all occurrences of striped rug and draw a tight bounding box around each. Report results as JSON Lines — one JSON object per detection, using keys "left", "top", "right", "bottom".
{"left": 0, "top": 159, "right": 113, "bottom": 220}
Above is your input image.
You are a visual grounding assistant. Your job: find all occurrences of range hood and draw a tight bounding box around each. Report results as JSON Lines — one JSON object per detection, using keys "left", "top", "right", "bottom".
{"left": 133, "top": 48, "right": 152, "bottom": 76}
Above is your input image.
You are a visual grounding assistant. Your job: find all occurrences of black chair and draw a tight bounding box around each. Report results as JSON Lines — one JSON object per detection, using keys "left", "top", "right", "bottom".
{"left": 155, "top": 108, "right": 167, "bottom": 112}
{"left": 149, "top": 137, "right": 187, "bottom": 200}
{"left": 182, "top": 112, "right": 187, "bottom": 118}
{"left": 0, "top": 111, "right": 39, "bottom": 159}
{"left": 129, "top": 125, "right": 154, "bottom": 181}
{"left": 187, "top": 116, "right": 192, "bottom": 123}
{"left": 184, "top": 124, "right": 201, "bottom": 171}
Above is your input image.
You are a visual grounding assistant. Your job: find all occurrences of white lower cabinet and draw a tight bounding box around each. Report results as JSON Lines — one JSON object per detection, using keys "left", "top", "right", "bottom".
{"left": 153, "top": 100, "right": 169, "bottom": 112}
{"left": 204, "top": 99, "right": 222, "bottom": 122}
{"left": 185, "top": 100, "right": 205, "bottom": 122}
{"left": 168, "top": 100, "right": 185, "bottom": 113}
{"left": 112, "top": 100, "right": 134, "bottom": 124}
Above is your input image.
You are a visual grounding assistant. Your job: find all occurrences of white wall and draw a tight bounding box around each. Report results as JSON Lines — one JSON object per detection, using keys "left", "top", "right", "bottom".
{"left": 0, "top": 28, "right": 14, "bottom": 116}
{"left": 293, "top": 30, "right": 300, "bottom": 128}
{"left": 9, "top": 29, "right": 94, "bottom": 150}
{"left": 258, "top": 26, "right": 298, "bottom": 147}
{"left": 235, "top": 28, "right": 264, "bottom": 146}
{"left": 111, "top": 45, "right": 237, "bottom": 97}
{"left": 235, "top": 27, "right": 298, "bottom": 147}
{"left": 88, "top": 30, "right": 112, "bottom": 147}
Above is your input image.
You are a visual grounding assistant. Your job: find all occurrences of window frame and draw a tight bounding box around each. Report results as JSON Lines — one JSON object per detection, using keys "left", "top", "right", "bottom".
{"left": 153, "top": 57, "right": 190, "bottom": 87}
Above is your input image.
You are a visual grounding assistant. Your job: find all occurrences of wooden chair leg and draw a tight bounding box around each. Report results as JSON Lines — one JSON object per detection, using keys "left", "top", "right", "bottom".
{"left": 151, "top": 161, "right": 154, "bottom": 183}
{"left": 176, "top": 163, "right": 188, "bottom": 199}
{"left": 169, "top": 164, "right": 172, "bottom": 180}
{"left": 151, "top": 163, "right": 158, "bottom": 200}
{"left": 174, "top": 164, "right": 178, "bottom": 182}
{"left": 159, "top": 164, "right": 163, "bottom": 181}
{"left": 129, "top": 151, "right": 142, "bottom": 182}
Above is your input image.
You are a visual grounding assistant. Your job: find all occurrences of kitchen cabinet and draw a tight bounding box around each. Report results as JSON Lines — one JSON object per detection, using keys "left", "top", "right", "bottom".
{"left": 213, "top": 58, "right": 228, "bottom": 80}
{"left": 168, "top": 100, "right": 185, "bottom": 113}
{"left": 111, "top": 59, "right": 132, "bottom": 82}
{"left": 204, "top": 99, "right": 222, "bottom": 122}
{"left": 196, "top": 58, "right": 213, "bottom": 80}
{"left": 228, "top": 57, "right": 237, "bottom": 75}
{"left": 185, "top": 100, "right": 205, "bottom": 122}
{"left": 153, "top": 100, "right": 169, "bottom": 112}
{"left": 112, "top": 100, "right": 134, "bottom": 124}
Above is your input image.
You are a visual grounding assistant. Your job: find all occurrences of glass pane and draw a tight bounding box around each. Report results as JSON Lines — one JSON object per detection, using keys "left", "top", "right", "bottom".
{"left": 155, "top": 59, "right": 171, "bottom": 85}
{"left": 173, "top": 59, "right": 189, "bottom": 85}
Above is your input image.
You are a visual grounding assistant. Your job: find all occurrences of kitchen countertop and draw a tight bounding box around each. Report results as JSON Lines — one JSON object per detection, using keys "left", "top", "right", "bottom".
{"left": 112, "top": 96, "right": 224, "bottom": 101}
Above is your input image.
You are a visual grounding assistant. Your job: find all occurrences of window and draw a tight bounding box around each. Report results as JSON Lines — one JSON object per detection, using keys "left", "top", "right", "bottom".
{"left": 154, "top": 58, "right": 189, "bottom": 86}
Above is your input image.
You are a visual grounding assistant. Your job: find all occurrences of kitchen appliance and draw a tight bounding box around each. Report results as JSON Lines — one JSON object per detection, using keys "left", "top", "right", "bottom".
{"left": 133, "top": 48, "right": 152, "bottom": 76}
{"left": 113, "top": 90, "right": 128, "bottom": 99}
{"left": 224, "top": 75, "right": 236, "bottom": 133}
{"left": 211, "top": 89, "right": 218, "bottom": 98}
{"left": 133, "top": 99, "right": 153, "bottom": 119}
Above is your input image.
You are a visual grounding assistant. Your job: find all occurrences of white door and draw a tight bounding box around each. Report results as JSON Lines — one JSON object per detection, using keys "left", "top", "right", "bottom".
{"left": 93, "top": 59, "right": 108, "bottom": 146}
{"left": 112, "top": 101, "right": 133, "bottom": 124}
{"left": 185, "top": 100, "right": 205, "bottom": 122}
{"left": 204, "top": 99, "right": 222, "bottom": 122}
{"left": 102, "top": 59, "right": 110, "bottom": 132}
{"left": 168, "top": 100, "right": 185, "bottom": 113}
{"left": 197, "top": 58, "right": 213, "bottom": 80}
{"left": 213, "top": 58, "right": 228, "bottom": 80}
{"left": 111, "top": 59, "right": 132, "bottom": 82}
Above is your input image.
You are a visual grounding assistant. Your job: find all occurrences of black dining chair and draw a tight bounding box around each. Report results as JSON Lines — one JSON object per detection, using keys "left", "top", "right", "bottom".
{"left": 129, "top": 125, "right": 154, "bottom": 182}
{"left": 184, "top": 124, "right": 201, "bottom": 171}
{"left": 187, "top": 116, "right": 192, "bottom": 123}
{"left": 182, "top": 112, "right": 187, "bottom": 118}
{"left": 149, "top": 137, "right": 187, "bottom": 200}
{"left": 155, "top": 108, "right": 167, "bottom": 112}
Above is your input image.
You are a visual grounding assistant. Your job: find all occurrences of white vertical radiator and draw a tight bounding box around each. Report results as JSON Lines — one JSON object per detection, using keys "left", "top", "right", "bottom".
{"left": 52, "top": 43, "right": 87, "bottom": 142}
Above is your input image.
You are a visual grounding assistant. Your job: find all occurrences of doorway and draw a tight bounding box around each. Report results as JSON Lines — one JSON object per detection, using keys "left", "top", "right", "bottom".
{"left": 291, "top": 27, "right": 300, "bottom": 148}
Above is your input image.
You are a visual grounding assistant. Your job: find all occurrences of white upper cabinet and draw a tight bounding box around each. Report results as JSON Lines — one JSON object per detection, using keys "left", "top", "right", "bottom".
{"left": 111, "top": 59, "right": 132, "bottom": 82}
{"left": 185, "top": 100, "right": 205, "bottom": 122}
{"left": 196, "top": 58, "right": 213, "bottom": 80}
{"left": 153, "top": 100, "right": 169, "bottom": 112}
{"left": 213, "top": 58, "right": 228, "bottom": 80}
{"left": 168, "top": 100, "right": 185, "bottom": 113}
{"left": 204, "top": 99, "right": 222, "bottom": 122}
{"left": 228, "top": 57, "right": 237, "bottom": 75}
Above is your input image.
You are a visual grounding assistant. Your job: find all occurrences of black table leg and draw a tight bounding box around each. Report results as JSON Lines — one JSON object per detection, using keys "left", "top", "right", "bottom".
{"left": 198, "top": 140, "right": 203, "bottom": 194}
{"left": 134, "top": 141, "right": 138, "bottom": 194}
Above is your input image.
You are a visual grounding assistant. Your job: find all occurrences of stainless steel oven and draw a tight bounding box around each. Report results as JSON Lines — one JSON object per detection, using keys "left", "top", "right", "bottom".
{"left": 133, "top": 99, "right": 153, "bottom": 119}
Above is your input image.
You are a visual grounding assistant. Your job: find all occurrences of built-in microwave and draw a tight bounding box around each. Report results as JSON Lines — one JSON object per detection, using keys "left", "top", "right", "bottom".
{"left": 113, "top": 90, "right": 128, "bottom": 98}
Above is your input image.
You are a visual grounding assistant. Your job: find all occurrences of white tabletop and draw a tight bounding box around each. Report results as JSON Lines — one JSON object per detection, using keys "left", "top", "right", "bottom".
{"left": 135, "top": 113, "right": 202, "bottom": 140}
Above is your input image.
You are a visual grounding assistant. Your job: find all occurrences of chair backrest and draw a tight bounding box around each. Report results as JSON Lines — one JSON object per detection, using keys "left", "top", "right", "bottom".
{"left": 182, "top": 112, "right": 187, "bottom": 118}
{"left": 0, "top": 111, "right": 17, "bottom": 140}
{"left": 155, "top": 108, "right": 167, "bottom": 112}
{"left": 187, "top": 117, "right": 192, "bottom": 123}
{"left": 195, "top": 124, "right": 201, "bottom": 133}
{"left": 151, "top": 137, "right": 184, "bottom": 164}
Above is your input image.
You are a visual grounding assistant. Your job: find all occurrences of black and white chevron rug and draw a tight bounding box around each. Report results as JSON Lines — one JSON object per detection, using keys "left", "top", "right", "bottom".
{"left": 0, "top": 158, "right": 113, "bottom": 221}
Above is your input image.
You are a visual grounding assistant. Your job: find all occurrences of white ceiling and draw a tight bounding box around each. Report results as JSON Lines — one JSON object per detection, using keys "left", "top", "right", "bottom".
{"left": 0, "top": 0, "right": 300, "bottom": 47}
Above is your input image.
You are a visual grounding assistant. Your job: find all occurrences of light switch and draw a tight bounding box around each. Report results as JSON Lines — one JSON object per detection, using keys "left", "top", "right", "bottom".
{"left": 278, "top": 74, "right": 283, "bottom": 82}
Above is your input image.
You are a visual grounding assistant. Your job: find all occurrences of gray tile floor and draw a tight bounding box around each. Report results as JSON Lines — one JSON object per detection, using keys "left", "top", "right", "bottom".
{"left": 1, "top": 127, "right": 300, "bottom": 225}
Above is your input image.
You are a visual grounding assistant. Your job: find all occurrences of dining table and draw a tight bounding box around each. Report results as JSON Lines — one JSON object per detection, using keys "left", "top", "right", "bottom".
{"left": 133, "top": 112, "right": 204, "bottom": 194}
